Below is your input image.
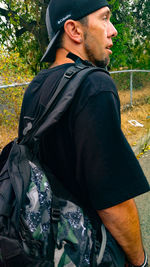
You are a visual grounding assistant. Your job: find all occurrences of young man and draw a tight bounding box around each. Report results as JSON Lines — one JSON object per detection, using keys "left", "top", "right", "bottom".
{"left": 19, "top": 0, "right": 149, "bottom": 266}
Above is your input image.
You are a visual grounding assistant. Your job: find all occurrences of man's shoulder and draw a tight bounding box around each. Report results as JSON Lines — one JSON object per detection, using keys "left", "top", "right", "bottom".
{"left": 24, "top": 64, "right": 73, "bottom": 97}
{"left": 86, "top": 68, "right": 117, "bottom": 91}
{"left": 77, "top": 67, "right": 118, "bottom": 102}
{"left": 68, "top": 67, "right": 120, "bottom": 122}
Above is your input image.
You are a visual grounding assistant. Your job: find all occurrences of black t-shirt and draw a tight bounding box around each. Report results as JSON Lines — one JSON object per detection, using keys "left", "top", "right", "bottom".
{"left": 19, "top": 63, "right": 149, "bottom": 210}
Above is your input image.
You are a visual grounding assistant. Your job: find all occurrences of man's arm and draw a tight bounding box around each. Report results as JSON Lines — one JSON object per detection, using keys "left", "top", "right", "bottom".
{"left": 97, "top": 199, "right": 145, "bottom": 266}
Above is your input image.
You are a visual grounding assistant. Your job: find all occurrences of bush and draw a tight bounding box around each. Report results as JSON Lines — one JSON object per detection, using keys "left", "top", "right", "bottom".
{"left": 0, "top": 47, "right": 33, "bottom": 128}
{"left": 0, "top": 86, "right": 25, "bottom": 128}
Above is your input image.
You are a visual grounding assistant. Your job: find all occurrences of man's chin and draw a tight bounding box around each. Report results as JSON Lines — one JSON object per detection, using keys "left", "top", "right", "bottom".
{"left": 94, "top": 58, "right": 109, "bottom": 68}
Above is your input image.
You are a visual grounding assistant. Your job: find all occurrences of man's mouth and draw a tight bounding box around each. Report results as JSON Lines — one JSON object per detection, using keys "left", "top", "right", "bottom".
{"left": 106, "top": 44, "right": 113, "bottom": 54}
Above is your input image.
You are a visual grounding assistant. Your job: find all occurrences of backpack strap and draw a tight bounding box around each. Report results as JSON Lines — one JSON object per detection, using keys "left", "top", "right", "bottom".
{"left": 20, "top": 63, "right": 89, "bottom": 145}
{"left": 34, "top": 64, "right": 108, "bottom": 139}
{"left": 20, "top": 58, "right": 109, "bottom": 145}
{"left": 48, "top": 194, "right": 60, "bottom": 263}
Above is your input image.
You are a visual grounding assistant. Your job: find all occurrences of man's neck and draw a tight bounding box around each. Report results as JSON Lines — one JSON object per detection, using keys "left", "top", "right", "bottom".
{"left": 50, "top": 48, "right": 86, "bottom": 68}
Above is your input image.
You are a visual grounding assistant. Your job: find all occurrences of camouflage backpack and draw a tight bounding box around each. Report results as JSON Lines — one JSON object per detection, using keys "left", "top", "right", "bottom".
{"left": 0, "top": 59, "right": 115, "bottom": 266}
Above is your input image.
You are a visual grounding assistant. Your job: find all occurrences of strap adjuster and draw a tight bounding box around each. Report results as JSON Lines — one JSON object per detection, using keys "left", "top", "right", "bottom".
{"left": 64, "top": 65, "right": 85, "bottom": 79}
{"left": 51, "top": 208, "right": 60, "bottom": 222}
{"left": 64, "top": 70, "right": 75, "bottom": 79}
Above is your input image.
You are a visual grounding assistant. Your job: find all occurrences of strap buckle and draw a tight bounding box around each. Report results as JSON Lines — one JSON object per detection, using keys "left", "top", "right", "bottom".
{"left": 64, "top": 70, "right": 75, "bottom": 79}
{"left": 64, "top": 65, "right": 85, "bottom": 79}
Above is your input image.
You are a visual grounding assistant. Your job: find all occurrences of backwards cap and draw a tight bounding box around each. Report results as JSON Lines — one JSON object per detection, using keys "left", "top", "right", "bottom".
{"left": 41, "top": 0, "right": 109, "bottom": 62}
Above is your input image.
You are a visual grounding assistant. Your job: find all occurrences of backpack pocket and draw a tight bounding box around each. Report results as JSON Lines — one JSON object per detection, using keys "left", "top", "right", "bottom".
{"left": 0, "top": 236, "right": 53, "bottom": 267}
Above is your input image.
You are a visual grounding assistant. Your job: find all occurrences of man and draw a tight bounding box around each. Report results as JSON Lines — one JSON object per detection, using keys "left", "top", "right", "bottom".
{"left": 19, "top": 0, "right": 149, "bottom": 266}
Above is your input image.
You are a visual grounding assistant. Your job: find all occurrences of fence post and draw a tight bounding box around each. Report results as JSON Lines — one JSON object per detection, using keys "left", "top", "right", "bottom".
{"left": 130, "top": 72, "right": 133, "bottom": 106}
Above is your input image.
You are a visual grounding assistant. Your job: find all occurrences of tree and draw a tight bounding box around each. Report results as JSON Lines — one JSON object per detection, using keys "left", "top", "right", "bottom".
{"left": 133, "top": 0, "right": 150, "bottom": 40}
{"left": 0, "top": 0, "right": 149, "bottom": 72}
{"left": 0, "top": 0, "right": 49, "bottom": 73}
{"left": 132, "top": 0, "right": 150, "bottom": 69}
{"left": 0, "top": 0, "right": 133, "bottom": 71}
{"left": 109, "top": 0, "right": 136, "bottom": 69}
{"left": 0, "top": 47, "right": 33, "bottom": 128}
{"left": 109, "top": 0, "right": 150, "bottom": 70}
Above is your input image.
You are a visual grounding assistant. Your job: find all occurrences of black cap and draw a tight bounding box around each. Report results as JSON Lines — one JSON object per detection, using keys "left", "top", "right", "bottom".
{"left": 41, "top": 0, "right": 109, "bottom": 63}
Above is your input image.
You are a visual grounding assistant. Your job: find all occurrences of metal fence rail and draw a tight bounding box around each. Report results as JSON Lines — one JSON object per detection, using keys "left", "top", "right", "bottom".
{"left": 111, "top": 70, "right": 150, "bottom": 106}
{"left": 0, "top": 82, "right": 30, "bottom": 89}
{"left": 0, "top": 69, "right": 150, "bottom": 106}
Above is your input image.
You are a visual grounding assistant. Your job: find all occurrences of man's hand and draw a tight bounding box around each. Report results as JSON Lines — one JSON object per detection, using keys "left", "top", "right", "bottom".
{"left": 97, "top": 199, "right": 145, "bottom": 266}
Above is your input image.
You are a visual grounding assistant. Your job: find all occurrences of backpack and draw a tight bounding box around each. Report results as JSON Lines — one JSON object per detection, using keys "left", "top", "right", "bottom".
{"left": 0, "top": 58, "right": 117, "bottom": 267}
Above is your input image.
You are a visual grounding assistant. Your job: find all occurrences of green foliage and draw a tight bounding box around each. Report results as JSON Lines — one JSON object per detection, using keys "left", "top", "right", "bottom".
{"left": 134, "top": 0, "right": 150, "bottom": 39}
{"left": 0, "top": 0, "right": 150, "bottom": 72}
{"left": 0, "top": 86, "right": 24, "bottom": 127}
{"left": 0, "top": 0, "right": 49, "bottom": 73}
{"left": 109, "top": 1, "right": 134, "bottom": 69}
{"left": 0, "top": 47, "right": 33, "bottom": 81}
{"left": 111, "top": 72, "right": 150, "bottom": 91}
{"left": 147, "top": 97, "right": 150, "bottom": 105}
{"left": 111, "top": 72, "right": 130, "bottom": 91}
{"left": 108, "top": 0, "right": 150, "bottom": 70}
{"left": 0, "top": 47, "right": 33, "bottom": 127}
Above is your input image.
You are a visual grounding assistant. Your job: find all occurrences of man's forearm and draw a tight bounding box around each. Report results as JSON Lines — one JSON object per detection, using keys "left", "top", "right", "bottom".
{"left": 97, "top": 199, "right": 145, "bottom": 266}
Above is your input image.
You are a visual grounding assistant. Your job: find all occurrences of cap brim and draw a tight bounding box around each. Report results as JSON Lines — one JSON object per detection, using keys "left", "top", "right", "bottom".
{"left": 41, "top": 30, "right": 61, "bottom": 63}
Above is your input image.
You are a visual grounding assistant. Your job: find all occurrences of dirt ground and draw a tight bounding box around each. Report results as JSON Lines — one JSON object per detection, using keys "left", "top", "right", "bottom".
{"left": 0, "top": 86, "right": 150, "bottom": 151}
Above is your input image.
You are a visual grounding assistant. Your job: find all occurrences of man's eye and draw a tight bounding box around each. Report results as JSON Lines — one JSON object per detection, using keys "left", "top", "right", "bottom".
{"left": 103, "top": 16, "right": 107, "bottom": 21}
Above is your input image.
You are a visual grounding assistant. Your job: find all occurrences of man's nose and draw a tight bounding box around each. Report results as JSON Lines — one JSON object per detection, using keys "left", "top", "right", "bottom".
{"left": 108, "top": 22, "right": 118, "bottom": 38}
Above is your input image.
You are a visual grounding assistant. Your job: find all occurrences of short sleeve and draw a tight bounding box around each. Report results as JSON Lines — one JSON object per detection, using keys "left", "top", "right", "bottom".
{"left": 73, "top": 91, "right": 149, "bottom": 210}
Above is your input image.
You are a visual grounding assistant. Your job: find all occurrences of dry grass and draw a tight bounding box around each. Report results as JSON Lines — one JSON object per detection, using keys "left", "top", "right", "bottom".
{"left": 0, "top": 126, "right": 18, "bottom": 150}
{"left": 119, "top": 86, "right": 150, "bottom": 146}
{"left": 0, "top": 86, "right": 150, "bottom": 151}
{"left": 119, "top": 86, "right": 150, "bottom": 108}
{"left": 121, "top": 104, "right": 150, "bottom": 146}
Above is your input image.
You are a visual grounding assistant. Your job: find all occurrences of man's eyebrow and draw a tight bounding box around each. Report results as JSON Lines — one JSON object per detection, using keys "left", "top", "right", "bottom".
{"left": 100, "top": 9, "right": 111, "bottom": 17}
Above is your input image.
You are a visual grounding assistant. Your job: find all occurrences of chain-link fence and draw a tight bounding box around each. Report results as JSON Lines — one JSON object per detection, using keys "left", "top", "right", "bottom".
{"left": 0, "top": 82, "right": 30, "bottom": 128}
{"left": 110, "top": 70, "right": 150, "bottom": 111}
{"left": 0, "top": 70, "right": 150, "bottom": 125}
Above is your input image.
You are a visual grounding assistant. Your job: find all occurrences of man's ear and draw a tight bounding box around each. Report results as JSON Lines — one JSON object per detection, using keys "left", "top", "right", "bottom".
{"left": 64, "top": 20, "right": 83, "bottom": 44}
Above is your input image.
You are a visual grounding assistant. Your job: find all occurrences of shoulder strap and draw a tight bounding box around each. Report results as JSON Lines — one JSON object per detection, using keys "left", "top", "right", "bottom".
{"left": 21, "top": 61, "right": 109, "bottom": 145}
{"left": 35, "top": 64, "right": 108, "bottom": 140}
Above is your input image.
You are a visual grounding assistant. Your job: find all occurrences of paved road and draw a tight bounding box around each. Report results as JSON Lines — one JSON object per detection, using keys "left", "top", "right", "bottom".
{"left": 135, "top": 150, "right": 150, "bottom": 260}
